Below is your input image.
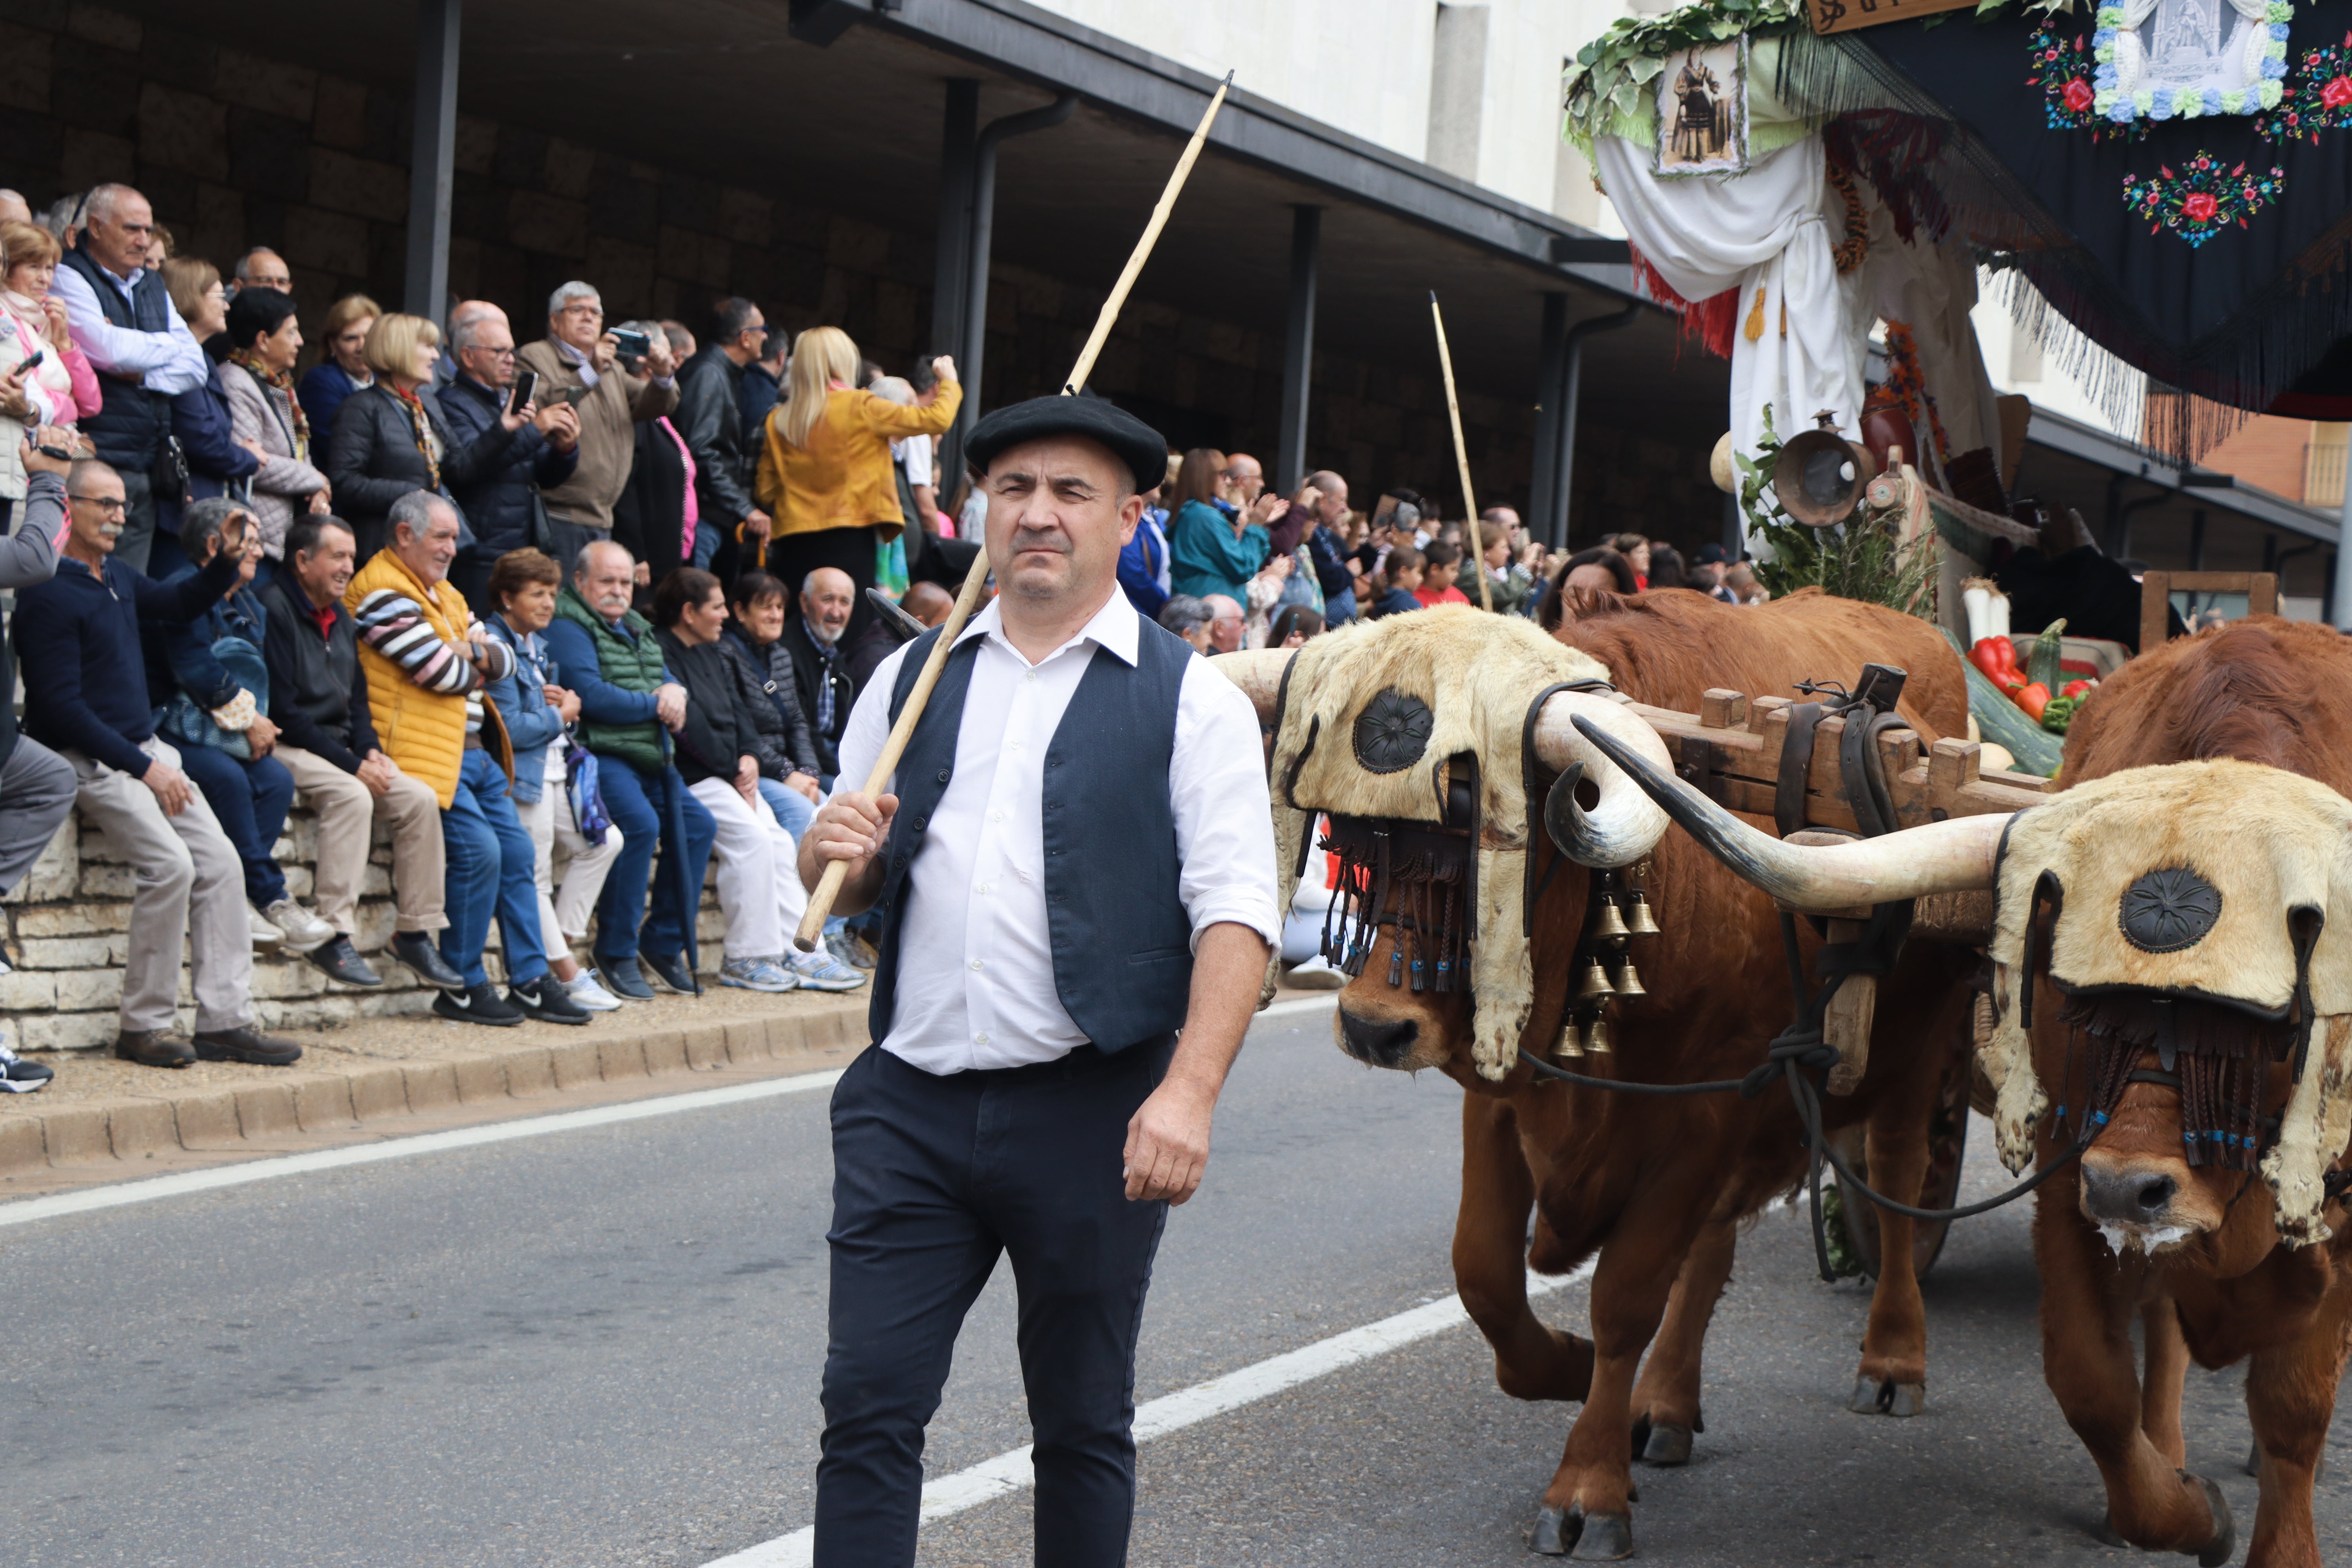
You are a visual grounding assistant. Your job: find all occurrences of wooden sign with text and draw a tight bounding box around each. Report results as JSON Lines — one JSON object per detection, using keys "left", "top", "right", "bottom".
{"left": 1808, "top": 0, "right": 1976, "bottom": 35}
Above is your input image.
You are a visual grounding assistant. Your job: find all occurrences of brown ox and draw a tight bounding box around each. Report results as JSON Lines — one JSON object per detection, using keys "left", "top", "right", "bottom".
{"left": 1579, "top": 616, "right": 2352, "bottom": 1568}
{"left": 1295, "top": 588, "right": 1976, "bottom": 1557}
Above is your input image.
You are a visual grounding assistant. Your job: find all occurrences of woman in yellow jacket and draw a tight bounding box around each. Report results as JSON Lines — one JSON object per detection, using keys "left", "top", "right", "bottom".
{"left": 754, "top": 326, "right": 960, "bottom": 646}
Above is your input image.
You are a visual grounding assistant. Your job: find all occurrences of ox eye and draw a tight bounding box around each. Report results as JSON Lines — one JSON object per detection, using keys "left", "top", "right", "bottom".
{"left": 1354, "top": 688, "right": 1433, "bottom": 774}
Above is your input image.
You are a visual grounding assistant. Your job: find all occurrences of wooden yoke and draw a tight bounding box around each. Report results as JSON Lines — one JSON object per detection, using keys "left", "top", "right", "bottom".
{"left": 1630, "top": 688, "right": 2049, "bottom": 1093}
{"left": 2139, "top": 571, "right": 2277, "bottom": 653}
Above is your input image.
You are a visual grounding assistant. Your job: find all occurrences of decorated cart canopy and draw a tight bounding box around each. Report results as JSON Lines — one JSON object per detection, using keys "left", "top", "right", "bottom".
{"left": 1564, "top": 0, "right": 2352, "bottom": 471}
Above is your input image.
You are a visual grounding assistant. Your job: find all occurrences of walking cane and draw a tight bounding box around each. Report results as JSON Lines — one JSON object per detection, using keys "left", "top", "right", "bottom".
{"left": 1429, "top": 292, "right": 1495, "bottom": 612}
{"left": 794, "top": 71, "right": 1237, "bottom": 951}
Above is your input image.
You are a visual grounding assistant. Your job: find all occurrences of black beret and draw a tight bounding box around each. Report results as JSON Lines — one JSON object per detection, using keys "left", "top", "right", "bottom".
{"left": 963, "top": 394, "right": 1169, "bottom": 495}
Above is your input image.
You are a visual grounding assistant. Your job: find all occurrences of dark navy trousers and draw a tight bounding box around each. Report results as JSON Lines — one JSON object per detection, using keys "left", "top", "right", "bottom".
{"left": 815, "top": 1038, "right": 1175, "bottom": 1568}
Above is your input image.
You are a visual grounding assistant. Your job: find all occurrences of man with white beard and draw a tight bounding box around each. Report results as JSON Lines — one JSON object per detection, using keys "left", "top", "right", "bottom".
{"left": 542, "top": 539, "right": 718, "bottom": 1000}
{"left": 786, "top": 566, "right": 859, "bottom": 784}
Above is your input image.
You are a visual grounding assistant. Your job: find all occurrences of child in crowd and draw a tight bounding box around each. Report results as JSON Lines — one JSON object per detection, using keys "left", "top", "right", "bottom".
{"left": 1367, "top": 544, "right": 1425, "bottom": 619}
{"left": 1414, "top": 539, "right": 1470, "bottom": 607}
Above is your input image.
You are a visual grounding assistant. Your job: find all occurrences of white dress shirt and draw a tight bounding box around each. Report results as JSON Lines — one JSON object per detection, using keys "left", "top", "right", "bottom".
{"left": 833, "top": 591, "right": 1279, "bottom": 1075}
{"left": 51, "top": 262, "right": 209, "bottom": 395}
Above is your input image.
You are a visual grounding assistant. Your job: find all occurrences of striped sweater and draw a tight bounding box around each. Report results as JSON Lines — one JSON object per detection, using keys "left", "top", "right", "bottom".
{"left": 343, "top": 550, "right": 512, "bottom": 806}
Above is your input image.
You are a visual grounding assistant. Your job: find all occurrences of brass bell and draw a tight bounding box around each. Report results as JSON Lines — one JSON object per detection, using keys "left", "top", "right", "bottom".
{"left": 1586, "top": 1017, "right": 1613, "bottom": 1055}
{"left": 1591, "top": 897, "right": 1631, "bottom": 941}
{"left": 1612, "top": 960, "right": 1647, "bottom": 998}
{"left": 1575, "top": 957, "right": 1614, "bottom": 1001}
{"left": 1624, "top": 892, "right": 1661, "bottom": 937}
{"left": 1553, "top": 1019, "right": 1584, "bottom": 1059}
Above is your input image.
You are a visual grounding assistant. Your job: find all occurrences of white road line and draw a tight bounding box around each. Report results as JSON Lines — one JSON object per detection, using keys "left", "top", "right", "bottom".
{"left": 0, "top": 1004, "right": 1336, "bottom": 1230}
{"left": 0, "top": 1067, "right": 846, "bottom": 1230}
{"left": 702, "top": 1260, "right": 1597, "bottom": 1568}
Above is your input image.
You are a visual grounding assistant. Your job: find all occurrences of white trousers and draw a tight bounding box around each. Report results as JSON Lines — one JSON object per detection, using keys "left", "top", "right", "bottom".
{"left": 688, "top": 775, "right": 806, "bottom": 961}
{"left": 516, "top": 779, "right": 620, "bottom": 962}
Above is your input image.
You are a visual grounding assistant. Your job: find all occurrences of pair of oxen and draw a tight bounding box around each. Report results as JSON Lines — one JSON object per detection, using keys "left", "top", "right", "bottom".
{"left": 1216, "top": 590, "right": 2352, "bottom": 1566}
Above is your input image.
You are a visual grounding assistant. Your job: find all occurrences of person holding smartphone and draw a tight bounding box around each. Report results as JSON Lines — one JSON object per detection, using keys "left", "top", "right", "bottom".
{"left": 517, "top": 281, "right": 677, "bottom": 575}
{"left": 438, "top": 309, "right": 580, "bottom": 611}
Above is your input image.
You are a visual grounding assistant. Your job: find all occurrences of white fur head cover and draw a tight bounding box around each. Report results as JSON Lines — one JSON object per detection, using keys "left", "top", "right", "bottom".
{"left": 1267, "top": 606, "right": 1611, "bottom": 1080}
{"left": 1983, "top": 758, "right": 2352, "bottom": 1243}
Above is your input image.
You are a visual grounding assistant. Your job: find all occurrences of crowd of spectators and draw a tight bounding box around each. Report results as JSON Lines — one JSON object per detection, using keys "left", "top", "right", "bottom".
{"left": 0, "top": 176, "right": 1778, "bottom": 1091}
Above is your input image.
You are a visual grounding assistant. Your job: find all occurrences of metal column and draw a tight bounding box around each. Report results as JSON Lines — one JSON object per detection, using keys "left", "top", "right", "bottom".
{"left": 1276, "top": 206, "right": 1320, "bottom": 492}
{"left": 402, "top": 0, "right": 460, "bottom": 320}
{"left": 944, "top": 93, "right": 1076, "bottom": 480}
{"left": 929, "top": 80, "right": 978, "bottom": 360}
{"left": 2334, "top": 468, "right": 2352, "bottom": 631}
{"left": 1526, "top": 292, "right": 1569, "bottom": 544}
{"left": 1552, "top": 303, "right": 1641, "bottom": 550}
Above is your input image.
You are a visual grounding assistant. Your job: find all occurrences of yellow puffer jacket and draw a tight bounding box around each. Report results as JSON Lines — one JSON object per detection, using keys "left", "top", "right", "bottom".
{"left": 344, "top": 549, "right": 496, "bottom": 808}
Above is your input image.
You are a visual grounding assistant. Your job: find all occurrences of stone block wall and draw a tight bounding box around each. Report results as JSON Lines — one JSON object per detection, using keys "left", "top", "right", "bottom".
{"left": 2, "top": 793, "right": 736, "bottom": 1054}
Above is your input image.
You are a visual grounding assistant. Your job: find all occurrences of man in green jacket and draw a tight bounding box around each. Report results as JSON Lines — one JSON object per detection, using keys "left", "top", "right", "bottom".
{"left": 542, "top": 539, "right": 715, "bottom": 1000}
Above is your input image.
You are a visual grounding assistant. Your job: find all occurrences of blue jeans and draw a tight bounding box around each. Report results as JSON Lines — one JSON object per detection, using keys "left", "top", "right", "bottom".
{"left": 176, "top": 742, "right": 294, "bottom": 907}
{"left": 757, "top": 777, "right": 846, "bottom": 937}
{"left": 692, "top": 517, "right": 721, "bottom": 569}
{"left": 441, "top": 748, "right": 548, "bottom": 989}
{"left": 592, "top": 756, "right": 717, "bottom": 963}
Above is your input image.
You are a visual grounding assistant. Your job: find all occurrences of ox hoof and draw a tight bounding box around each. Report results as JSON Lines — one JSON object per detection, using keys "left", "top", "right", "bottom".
{"left": 2191, "top": 1473, "right": 2235, "bottom": 1568}
{"left": 1531, "top": 1506, "right": 1573, "bottom": 1555}
{"left": 1848, "top": 1376, "right": 1926, "bottom": 1417}
{"left": 2092, "top": 1514, "right": 2128, "bottom": 1550}
{"left": 1571, "top": 1512, "right": 1635, "bottom": 1561}
{"left": 1639, "top": 1423, "right": 1694, "bottom": 1466}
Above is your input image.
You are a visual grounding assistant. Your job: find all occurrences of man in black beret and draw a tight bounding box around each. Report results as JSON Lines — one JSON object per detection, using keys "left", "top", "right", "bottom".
{"left": 798, "top": 394, "right": 1281, "bottom": 1566}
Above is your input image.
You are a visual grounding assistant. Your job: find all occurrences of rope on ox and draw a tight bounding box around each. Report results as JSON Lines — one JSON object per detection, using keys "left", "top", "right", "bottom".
{"left": 1518, "top": 912, "right": 2101, "bottom": 1283}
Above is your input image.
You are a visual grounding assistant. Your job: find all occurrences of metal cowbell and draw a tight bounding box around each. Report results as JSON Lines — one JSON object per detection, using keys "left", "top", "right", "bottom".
{"left": 1575, "top": 957, "right": 1614, "bottom": 1001}
{"left": 1554, "top": 1018, "right": 1584, "bottom": 1059}
{"left": 1624, "top": 891, "right": 1661, "bottom": 936}
{"left": 1586, "top": 1017, "right": 1613, "bottom": 1054}
{"left": 1591, "top": 897, "right": 1630, "bottom": 941}
{"left": 1612, "top": 960, "right": 1647, "bottom": 998}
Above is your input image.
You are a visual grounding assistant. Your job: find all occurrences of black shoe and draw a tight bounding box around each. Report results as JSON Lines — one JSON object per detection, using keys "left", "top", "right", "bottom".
{"left": 191, "top": 1025, "right": 304, "bottom": 1066}
{"left": 115, "top": 1030, "right": 195, "bottom": 1069}
{"left": 508, "top": 975, "right": 591, "bottom": 1026}
{"left": 432, "top": 982, "right": 524, "bottom": 1028}
{"left": 641, "top": 950, "right": 700, "bottom": 996}
{"left": 390, "top": 931, "right": 465, "bottom": 989}
{"left": 305, "top": 935, "right": 383, "bottom": 988}
{"left": 594, "top": 960, "right": 655, "bottom": 1002}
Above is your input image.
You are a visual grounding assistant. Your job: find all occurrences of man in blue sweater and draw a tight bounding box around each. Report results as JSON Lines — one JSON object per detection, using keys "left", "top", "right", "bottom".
{"left": 13, "top": 458, "right": 305, "bottom": 1069}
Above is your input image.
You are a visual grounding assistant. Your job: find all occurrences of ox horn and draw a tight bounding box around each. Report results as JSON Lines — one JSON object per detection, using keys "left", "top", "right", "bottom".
{"left": 1531, "top": 693, "right": 1676, "bottom": 869}
{"left": 1566, "top": 714, "right": 2012, "bottom": 909}
{"left": 1215, "top": 650, "right": 1294, "bottom": 725}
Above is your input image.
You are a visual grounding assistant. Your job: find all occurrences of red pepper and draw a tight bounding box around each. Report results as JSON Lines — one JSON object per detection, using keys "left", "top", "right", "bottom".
{"left": 2062, "top": 679, "right": 2092, "bottom": 699}
{"left": 2014, "top": 682, "right": 2051, "bottom": 723}
{"left": 1969, "top": 637, "right": 2019, "bottom": 684}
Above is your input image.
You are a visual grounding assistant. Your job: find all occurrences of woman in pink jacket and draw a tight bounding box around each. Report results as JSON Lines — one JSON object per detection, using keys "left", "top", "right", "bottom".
{"left": 0, "top": 220, "right": 99, "bottom": 532}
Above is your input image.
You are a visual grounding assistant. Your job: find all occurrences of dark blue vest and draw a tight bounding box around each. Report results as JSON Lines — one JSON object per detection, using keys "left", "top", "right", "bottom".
{"left": 868, "top": 619, "right": 1197, "bottom": 1053}
{"left": 59, "top": 242, "right": 170, "bottom": 468}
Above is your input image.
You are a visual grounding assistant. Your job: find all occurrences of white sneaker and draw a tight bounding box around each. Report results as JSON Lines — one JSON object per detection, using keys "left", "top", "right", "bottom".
{"left": 788, "top": 949, "right": 869, "bottom": 993}
{"left": 249, "top": 909, "right": 285, "bottom": 945}
{"left": 1285, "top": 954, "right": 1347, "bottom": 991}
{"left": 0, "top": 1035, "right": 52, "bottom": 1094}
{"left": 720, "top": 957, "right": 798, "bottom": 993}
{"left": 561, "top": 970, "right": 625, "bottom": 1012}
{"left": 262, "top": 898, "right": 335, "bottom": 953}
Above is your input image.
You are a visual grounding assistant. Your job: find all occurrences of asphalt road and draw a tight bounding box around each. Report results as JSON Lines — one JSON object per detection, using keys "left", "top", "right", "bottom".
{"left": 5, "top": 1007, "right": 2347, "bottom": 1567}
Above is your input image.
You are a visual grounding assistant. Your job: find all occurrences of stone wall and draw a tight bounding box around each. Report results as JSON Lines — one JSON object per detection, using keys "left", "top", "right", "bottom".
{"left": 1, "top": 795, "right": 735, "bottom": 1054}
{"left": 0, "top": 0, "right": 1537, "bottom": 512}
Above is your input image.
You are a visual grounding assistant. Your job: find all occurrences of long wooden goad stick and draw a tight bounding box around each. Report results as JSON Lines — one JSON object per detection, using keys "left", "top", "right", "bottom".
{"left": 1428, "top": 292, "right": 1495, "bottom": 612}
{"left": 795, "top": 71, "right": 1236, "bottom": 950}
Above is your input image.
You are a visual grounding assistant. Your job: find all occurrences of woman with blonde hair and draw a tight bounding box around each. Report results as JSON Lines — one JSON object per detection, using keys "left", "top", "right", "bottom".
{"left": 753, "top": 325, "right": 958, "bottom": 644}
{"left": 0, "top": 221, "right": 98, "bottom": 533}
{"left": 298, "top": 292, "right": 380, "bottom": 437}
{"left": 325, "top": 311, "right": 533, "bottom": 564}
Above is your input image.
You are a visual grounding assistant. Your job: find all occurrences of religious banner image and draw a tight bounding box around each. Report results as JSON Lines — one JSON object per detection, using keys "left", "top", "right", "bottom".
{"left": 1655, "top": 36, "right": 1749, "bottom": 176}
{"left": 2094, "top": 0, "right": 2291, "bottom": 124}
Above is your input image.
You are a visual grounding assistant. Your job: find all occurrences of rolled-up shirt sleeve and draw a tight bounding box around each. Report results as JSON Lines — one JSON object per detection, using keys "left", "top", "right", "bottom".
{"left": 1170, "top": 656, "right": 1281, "bottom": 951}
{"left": 53, "top": 264, "right": 209, "bottom": 393}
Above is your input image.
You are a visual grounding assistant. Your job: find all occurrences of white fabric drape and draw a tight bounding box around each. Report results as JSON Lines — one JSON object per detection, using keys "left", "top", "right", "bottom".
{"left": 1594, "top": 133, "right": 1868, "bottom": 463}
{"left": 1861, "top": 201, "right": 2003, "bottom": 465}
{"left": 2111, "top": 0, "right": 2164, "bottom": 100}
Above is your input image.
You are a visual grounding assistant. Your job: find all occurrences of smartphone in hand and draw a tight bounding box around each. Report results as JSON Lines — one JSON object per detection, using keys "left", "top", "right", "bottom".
{"left": 508, "top": 368, "right": 538, "bottom": 416}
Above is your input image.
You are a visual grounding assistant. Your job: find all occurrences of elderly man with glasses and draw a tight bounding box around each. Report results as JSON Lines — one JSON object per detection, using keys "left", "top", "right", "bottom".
{"left": 13, "top": 457, "right": 306, "bottom": 1069}
{"left": 438, "top": 307, "right": 582, "bottom": 610}
{"left": 517, "top": 282, "right": 679, "bottom": 575}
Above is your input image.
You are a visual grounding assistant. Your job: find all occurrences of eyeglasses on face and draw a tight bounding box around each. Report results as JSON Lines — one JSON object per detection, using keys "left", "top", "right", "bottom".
{"left": 69, "top": 494, "right": 127, "bottom": 514}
